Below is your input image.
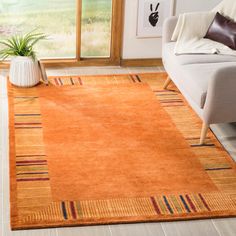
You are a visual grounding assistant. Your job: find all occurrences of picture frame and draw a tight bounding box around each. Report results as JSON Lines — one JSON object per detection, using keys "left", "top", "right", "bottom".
{"left": 137, "top": 0, "right": 174, "bottom": 38}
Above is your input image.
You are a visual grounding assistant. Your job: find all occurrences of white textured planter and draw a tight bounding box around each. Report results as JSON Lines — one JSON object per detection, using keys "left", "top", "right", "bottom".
{"left": 9, "top": 56, "right": 40, "bottom": 87}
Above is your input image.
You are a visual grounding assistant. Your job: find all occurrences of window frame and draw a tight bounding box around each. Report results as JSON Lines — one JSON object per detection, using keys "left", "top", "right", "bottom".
{"left": 43, "top": 0, "right": 124, "bottom": 67}
{"left": 0, "top": 0, "right": 124, "bottom": 68}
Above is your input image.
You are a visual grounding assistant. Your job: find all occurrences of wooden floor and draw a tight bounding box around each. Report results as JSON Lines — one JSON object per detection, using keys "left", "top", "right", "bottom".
{"left": 1, "top": 67, "right": 236, "bottom": 236}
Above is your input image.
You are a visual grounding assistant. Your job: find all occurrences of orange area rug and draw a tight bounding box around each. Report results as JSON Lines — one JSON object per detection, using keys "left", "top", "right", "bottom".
{"left": 8, "top": 73, "right": 236, "bottom": 230}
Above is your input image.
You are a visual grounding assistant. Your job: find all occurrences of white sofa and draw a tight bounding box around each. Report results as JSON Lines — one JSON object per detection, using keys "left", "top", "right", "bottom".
{"left": 162, "top": 16, "right": 236, "bottom": 145}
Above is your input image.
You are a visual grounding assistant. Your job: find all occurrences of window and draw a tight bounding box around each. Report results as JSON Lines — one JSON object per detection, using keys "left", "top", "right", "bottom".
{"left": 0, "top": 0, "right": 122, "bottom": 63}
{"left": 0, "top": 0, "right": 77, "bottom": 58}
{"left": 81, "top": 0, "right": 112, "bottom": 57}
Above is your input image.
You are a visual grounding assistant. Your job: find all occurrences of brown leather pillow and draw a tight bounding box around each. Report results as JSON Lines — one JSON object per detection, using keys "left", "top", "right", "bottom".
{"left": 205, "top": 12, "right": 236, "bottom": 50}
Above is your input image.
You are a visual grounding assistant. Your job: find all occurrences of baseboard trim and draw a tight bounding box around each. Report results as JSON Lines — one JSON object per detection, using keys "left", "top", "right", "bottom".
{"left": 121, "top": 58, "right": 163, "bottom": 67}
{"left": 0, "top": 58, "right": 163, "bottom": 69}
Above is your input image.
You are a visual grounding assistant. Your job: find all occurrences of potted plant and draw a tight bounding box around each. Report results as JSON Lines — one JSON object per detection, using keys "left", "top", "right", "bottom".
{"left": 0, "top": 31, "right": 47, "bottom": 87}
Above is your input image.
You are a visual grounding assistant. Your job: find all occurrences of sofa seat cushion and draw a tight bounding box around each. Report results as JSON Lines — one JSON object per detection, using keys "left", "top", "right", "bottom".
{"left": 163, "top": 42, "right": 236, "bottom": 65}
{"left": 163, "top": 42, "right": 236, "bottom": 108}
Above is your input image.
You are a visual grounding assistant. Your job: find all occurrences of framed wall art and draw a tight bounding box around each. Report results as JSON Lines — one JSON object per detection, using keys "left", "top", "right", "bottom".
{"left": 137, "top": 0, "right": 174, "bottom": 38}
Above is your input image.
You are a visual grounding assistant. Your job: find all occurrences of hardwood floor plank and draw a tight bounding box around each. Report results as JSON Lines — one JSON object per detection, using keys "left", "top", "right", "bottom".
{"left": 45, "top": 68, "right": 70, "bottom": 77}
{"left": 2, "top": 95, "right": 11, "bottom": 229}
{"left": 64, "top": 66, "right": 130, "bottom": 76}
{"left": 211, "top": 123, "right": 236, "bottom": 162}
{"left": 161, "top": 220, "right": 220, "bottom": 236}
{"left": 3, "top": 226, "right": 58, "bottom": 236}
{"left": 110, "top": 223, "right": 165, "bottom": 236}
{"left": 128, "top": 67, "right": 162, "bottom": 74}
{"left": 0, "top": 69, "right": 8, "bottom": 77}
{"left": 0, "top": 78, "right": 5, "bottom": 236}
{"left": 144, "top": 223, "right": 166, "bottom": 236}
{"left": 213, "top": 218, "right": 236, "bottom": 236}
{"left": 57, "top": 225, "right": 112, "bottom": 236}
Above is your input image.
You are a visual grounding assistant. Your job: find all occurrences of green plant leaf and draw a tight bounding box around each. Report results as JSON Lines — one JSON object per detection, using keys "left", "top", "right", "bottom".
{"left": 0, "top": 30, "right": 48, "bottom": 61}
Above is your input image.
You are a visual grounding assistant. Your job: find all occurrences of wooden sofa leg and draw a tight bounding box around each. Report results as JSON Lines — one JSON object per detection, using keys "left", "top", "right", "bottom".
{"left": 200, "top": 123, "right": 209, "bottom": 145}
{"left": 163, "top": 76, "right": 172, "bottom": 89}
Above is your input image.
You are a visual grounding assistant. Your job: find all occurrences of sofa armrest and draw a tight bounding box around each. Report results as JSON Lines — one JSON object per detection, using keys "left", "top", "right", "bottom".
{"left": 162, "top": 16, "right": 178, "bottom": 44}
{"left": 203, "top": 66, "right": 236, "bottom": 124}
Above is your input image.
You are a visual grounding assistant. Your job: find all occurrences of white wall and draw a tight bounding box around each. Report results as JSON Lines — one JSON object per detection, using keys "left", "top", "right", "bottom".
{"left": 175, "top": 0, "right": 221, "bottom": 14}
{"left": 122, "top": 0, "right": 222, "bottom": 59}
